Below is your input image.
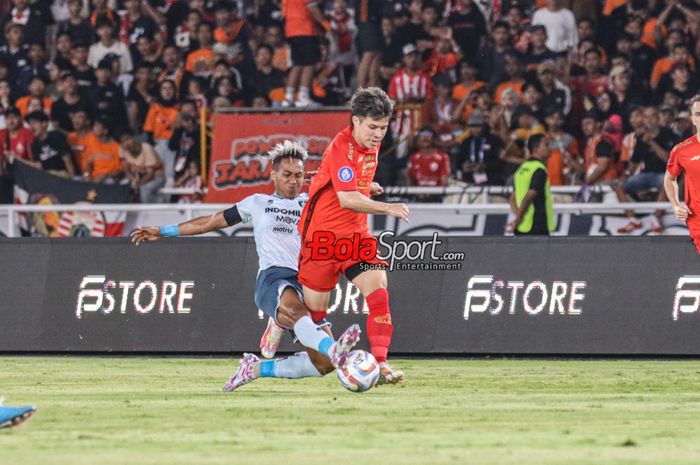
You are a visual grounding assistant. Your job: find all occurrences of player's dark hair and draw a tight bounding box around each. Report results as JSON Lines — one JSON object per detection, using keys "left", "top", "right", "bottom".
{"left": 350, "top": 87, "right": 394, "bottom": 121}
{"left": 689, "top": 94, "right": 700, "bottom": 110}
{"left": 527, "top": 134, "right": 546, "bottom": 154}
{"left": 269, "top": 140, "right": 307, "bottom": 170}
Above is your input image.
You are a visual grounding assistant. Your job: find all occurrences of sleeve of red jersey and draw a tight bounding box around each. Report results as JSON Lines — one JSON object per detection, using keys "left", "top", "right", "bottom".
{"left": 387, "top": 75, "right": 398, "bottom": 100}
{"left": 441, "top": 152, "right": 451, "bottom": 176}
{"left": 328, "top": 139, "right": 358, "bottom": 192}
{"left": 667, "top": 145, "right": 682, "bottom": 177}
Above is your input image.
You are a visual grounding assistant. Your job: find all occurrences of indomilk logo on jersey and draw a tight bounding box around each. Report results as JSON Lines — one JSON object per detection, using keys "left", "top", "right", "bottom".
{"left": 463, "top": 275, "right": 587, "bottom": 320}
{"left": 76, "top": 275, "right": 195, "bottom": 319}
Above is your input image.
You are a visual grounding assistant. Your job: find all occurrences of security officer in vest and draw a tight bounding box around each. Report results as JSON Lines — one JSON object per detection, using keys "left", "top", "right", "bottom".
{"left": 507, "top": 134, "right": 554, "bottom": 235}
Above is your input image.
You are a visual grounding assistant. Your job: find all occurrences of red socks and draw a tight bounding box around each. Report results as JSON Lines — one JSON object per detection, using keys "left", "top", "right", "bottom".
{"left": 365, "top": 288, "right": 393, "bottom": 363}
{"left": 309, "top": 310, "right": 327, "bottom": 323}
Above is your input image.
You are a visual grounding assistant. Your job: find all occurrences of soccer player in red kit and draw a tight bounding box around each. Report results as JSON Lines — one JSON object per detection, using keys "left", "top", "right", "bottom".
{"left": 298, "top": 87, "right": 410, "bottom": 384}
{"left": 665, "top": 95, "right": 700, "bottom": 253}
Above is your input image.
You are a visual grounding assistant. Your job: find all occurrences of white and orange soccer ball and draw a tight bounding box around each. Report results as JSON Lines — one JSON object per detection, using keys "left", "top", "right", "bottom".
{"left": 336, "top": 350, "right": 380, "bottom": 393}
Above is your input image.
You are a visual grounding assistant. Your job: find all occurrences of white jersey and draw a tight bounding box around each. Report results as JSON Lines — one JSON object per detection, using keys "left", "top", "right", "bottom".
{"left": 236, "top": 193, "right": 307, "bottom": 272}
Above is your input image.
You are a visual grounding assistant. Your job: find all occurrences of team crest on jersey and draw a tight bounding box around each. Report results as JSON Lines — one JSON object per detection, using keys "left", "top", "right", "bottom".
{"left": 338, "top": 166, "right": 354, "bottom": 182}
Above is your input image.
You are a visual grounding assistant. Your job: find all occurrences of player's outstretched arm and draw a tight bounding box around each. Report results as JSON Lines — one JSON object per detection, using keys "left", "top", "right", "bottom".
{"left": 336, "top": 191, "right": 409, "bottom": 222}
{"left": 130, "top": 212, "right": 229, "bottom": 245}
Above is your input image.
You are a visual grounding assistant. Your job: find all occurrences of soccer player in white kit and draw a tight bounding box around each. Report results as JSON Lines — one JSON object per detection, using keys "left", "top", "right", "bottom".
{"left": 131, "top": 141, "right": 361, "bottom": 391}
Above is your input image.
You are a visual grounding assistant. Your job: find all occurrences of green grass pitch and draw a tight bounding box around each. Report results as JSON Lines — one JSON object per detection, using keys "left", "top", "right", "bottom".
{"left": 1, "top": 357, "right": 700, "bottom": 465}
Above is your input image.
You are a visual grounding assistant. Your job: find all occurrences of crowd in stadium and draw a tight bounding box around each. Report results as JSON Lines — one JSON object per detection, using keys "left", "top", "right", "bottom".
{"left": 0, "top": 0, "right": 697, "bottom": 229}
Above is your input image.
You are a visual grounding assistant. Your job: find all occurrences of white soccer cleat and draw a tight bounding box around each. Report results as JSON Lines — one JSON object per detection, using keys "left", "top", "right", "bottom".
{"left": 259, "top": 317, "right": 284, "bottom": 359}
{"left": 328, "top": 324, "right": 361, "bottom": 370}
{"left": 223, "top": 353, "right": 259, "bottom": 392}
{"left": 377, "top": 362, "right": 405, "bottom": 386}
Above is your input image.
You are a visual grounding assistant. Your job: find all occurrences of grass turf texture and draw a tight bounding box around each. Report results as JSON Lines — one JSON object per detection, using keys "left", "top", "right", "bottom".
{"left": 1, "top": 357, "right": 700, "bottom": 465}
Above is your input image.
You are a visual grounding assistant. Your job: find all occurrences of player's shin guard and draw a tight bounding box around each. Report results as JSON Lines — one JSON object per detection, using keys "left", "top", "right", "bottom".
{"left": 366, "top": 288, "right": 393, "bottom": 363}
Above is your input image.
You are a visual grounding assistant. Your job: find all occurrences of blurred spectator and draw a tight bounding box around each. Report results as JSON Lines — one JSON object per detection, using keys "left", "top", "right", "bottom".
{"left": 353, "top": 0, "right": 381, "bottom": 88}
{"left": 144, "top": 79, "right": 178, "bottom": 185}
{"left": 425, "top": 75, "right": 458, "bottom": 135}
{"left": 388, "top": 43, "right": 433, "bottom": 103}
{"left": 581, "top": 109, "right": 618, "bottom": 186}
{"left": 478, "top": 20, "right": 511, "bottom": 88}
{"left": 87, "top": 58, "right": 128, "bottom": 130}
{"left": 544, "top": 109, "right": 581, "bottom": 186}
{"left": 0, "top": 106, "right": 32, "bottom": 162}
{"left": 16, "top": 43, "right": 50, "bottom": 96}
{"left": 0, "top": 0, "right": 46, "bottom": 46}
{"left": 264, "top": 24, "right": 291, "bottom": 73}
{"left": 15, "top": 76, "right": 52, "bottom": 117}
{"left": 26, "top": 110, "right": 75, "bottom": 177}
{"left": 531, "top": 0, "right": 578, "bottom": 54}
{"left": 494, "top": 52, "right": 526, "bottom": 104}
{"left": 618, "top": 106, "right": 678, "bottom": 233}
{"left": 536, "top": 61, "right": 570, "bottom": 116}
{"left": 406, "top": 125, "right": 451, "bottom": 200}
{"left": 67, "top": 108, "right": 92, "bottom": 175}
{"left": 119, "top": 128, "right": 164, "bottom": 203}
{"left": 70, "top": 43, "right": 96, "bottom": 88}
{"left": 328, "top": 0, "right": 356, "bottom": 91}
{"left": 57, "top": 0, "right": 95, "bottom": 47}
{"left": 83, "top": 117, "right": 123, "bottom": 183}
{"left": 456, "top": 110, "right": 505, "bottom": 186}
{"left": 52, "top": 71, "right": 89, "bottom": 132}
{"left": 88, "top": 17, "right": 133, "bottom": 74}
{"left": 281, "top": 0, "right": 325, "bottom": 107}
{"left": 185, "top": 22, "right": 214, "bottom": 78}
{"left": 125, "top": 64, "right": 154, "bottom": 132}
{"left": 446, "top": 0, "right": 487, "bottom": 65}
{"left": 169, "top": 111, "right": 204, "bottom": 198}
{"left": 523, "top": 25, "right": 557, "bottom": 72}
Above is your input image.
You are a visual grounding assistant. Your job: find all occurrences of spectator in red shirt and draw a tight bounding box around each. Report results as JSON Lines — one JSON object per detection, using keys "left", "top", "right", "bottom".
{"left": 407, "top": 125, "right": 451, "bottom": 201}
{"left": 388, "top": 43, "right": 434, "bottom": 103}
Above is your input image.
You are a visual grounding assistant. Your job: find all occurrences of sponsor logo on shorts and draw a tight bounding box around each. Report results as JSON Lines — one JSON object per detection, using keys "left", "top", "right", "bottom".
{"left": 338, "top": 166, "right": 354, "bottom": 182}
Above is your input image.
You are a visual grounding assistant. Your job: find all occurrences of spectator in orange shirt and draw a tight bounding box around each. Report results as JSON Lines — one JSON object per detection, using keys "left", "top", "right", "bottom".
{"left": 84, "top": 118, "right": 123, "bottom": 183}
{"left": 650, "top": 31, "right": 694, "bottom": 89}
{"left": 15, "top": 76, "right": 53, "bottom": 118}
{"left": 144, "top": 79, "right": 178, "bottom": 185}
{"left": 67, "top": 109, "right": 93, "bottom": 175}
{"left": 494, "top": 52, "right": 525, "bottom": 104}
{"left": 544, "top": 109, "right": 581, "bottom": 186}
{"left": 185, "top": 22, "right": 214, "bottom": 77}
{"left": 264, "top": 24, "right": 291, "bottom": 73}
{"left": 282, "top": 0, "right": 328, "bottom": 107}
{"left": 213, "top": 1, "right": 254, "bottom": 75}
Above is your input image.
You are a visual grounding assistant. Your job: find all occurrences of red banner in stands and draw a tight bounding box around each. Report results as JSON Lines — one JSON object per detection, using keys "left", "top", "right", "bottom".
{"left": 205, "top": 110, "right": 350, "bottom": 203}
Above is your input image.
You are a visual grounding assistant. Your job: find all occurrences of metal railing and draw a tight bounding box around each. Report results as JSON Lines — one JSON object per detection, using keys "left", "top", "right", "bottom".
{"left": 0, "top": 200, "right": 673, "bottom": 237}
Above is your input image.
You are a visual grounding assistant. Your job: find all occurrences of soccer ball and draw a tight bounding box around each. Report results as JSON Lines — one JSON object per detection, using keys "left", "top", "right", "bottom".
{"left": 336, "top": 350, "right": 380, "bottom": 393}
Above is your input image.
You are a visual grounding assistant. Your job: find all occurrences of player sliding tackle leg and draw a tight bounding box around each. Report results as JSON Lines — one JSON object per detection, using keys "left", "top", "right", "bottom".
{"left": 296, "top": 87, "right": 409, "bottom": 385}
{"left": 130, "top": 141, "right": 361, "bottom": 391}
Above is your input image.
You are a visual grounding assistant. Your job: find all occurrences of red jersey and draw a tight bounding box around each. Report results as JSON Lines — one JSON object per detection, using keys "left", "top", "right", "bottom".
{"left": 0, "top": 127, "right": 34, "bottom": 163}
{"left": 407, "top": 150, "right": 451, "bottom": 187}
{"left": 667, "top": 134, "right": 700, "bottom": 213}
{"left": 299, "top": 126, "right": 379, "bottom": 241}
{"left": 388, "top": 69, "right": 434, "bottom": 103}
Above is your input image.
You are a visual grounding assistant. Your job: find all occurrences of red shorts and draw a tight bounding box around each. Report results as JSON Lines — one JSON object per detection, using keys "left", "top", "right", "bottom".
{"left": 298, "top": 233, "right": 387, "bottom": 292}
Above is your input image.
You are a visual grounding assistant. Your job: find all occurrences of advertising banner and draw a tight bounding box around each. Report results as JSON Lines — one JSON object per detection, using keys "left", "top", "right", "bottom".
{"left": 1, "top": 237, "right": 699, "bottom": 354}
{"left": 205, "top": 110, "right": 350, "bottom": 203}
